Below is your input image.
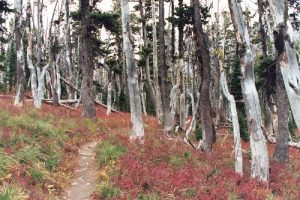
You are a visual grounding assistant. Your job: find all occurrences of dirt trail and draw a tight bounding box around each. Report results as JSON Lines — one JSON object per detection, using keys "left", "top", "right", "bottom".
{"left": 61, "top": 141, "right": 99, "bottom": 200}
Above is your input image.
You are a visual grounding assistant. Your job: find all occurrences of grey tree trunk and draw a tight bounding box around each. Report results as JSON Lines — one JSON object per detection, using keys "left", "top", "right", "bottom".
{"left": 64, "top": 0, "right": 74, "bottom": 100}
{"left": 152, "top": 0, "right": 163, "bottom": 123}
{"left": 192, "top": 0, "right": 215, "bottom": 152}
{"left": 228, "top": 0, "right": 269, "bottom": 182}
{"left": 121, "top": 0, "right": 144, "bottom": 139}
{"left": 14, "top": 0, "right": 25, "bottom": 107}
{"left": 268, "top": 0, "right": 300, "bottom": 162}
{"left": 221, "top": 71, "right": 243, "bottom": 175}
{"left": 159, "top": 0, "right": 173, "bottom": 133}
{"left": 268, "top": 0, "right": 300, "bottom": 131}
{"left": 79, "top": 0, "right": 96, "bottom": 118}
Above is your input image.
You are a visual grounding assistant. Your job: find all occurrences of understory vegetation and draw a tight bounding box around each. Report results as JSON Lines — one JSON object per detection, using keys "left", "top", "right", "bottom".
{"left": 0, "top": 97, "right": 300, "bottom": 199}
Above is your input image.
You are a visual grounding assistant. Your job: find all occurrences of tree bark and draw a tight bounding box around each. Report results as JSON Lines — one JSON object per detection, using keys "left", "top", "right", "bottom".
{"left": 139, "top": 0, "right": 154, "bottom": 117}
{"left": 257, "top": 0, "right": 268, "bottom": 56}
{"left": 268, "top": 0, "right": 300, "bottom": 131}
{"left": 14, "top": 0, "right": 25, "bottom": 107}
{"left": 79, "top": 0, "right": 96, "bottom": 118}
{"left": 121, "top": 0, "right": 144, "bottom": 139}
{"left": 159, "top": 0, "right": 173, "bottom": 133}
{"left": 268, "top": 0, "right": 300, "bottom": 162}
{"left": 152, "top": 0, "right": 163, "bottom": 123}
{"left": 64, "top": 0, "right": 75, "bottom": 100}
{"left": 192, "top": 0, "right": 215, "bottom": 152}
{"left": 221, "top": 71, "right": 243, "bottom": 175}
{"left": 178, "top": 0, "right": 186, "bottom": 130}
{"left": 228, "top": 0, "right": 269, "bottom": 182}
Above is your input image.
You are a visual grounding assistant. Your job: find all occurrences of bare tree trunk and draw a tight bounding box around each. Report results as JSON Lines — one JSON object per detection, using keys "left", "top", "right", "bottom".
{"left": 139, "top": 0, "right": 151, "bottom": 116}
{"left": 152, "top": 0, "right": 163, "bottom": 123}
{"left": 228, "top": 0, "right": 269, "bottom": 182}
{"left": 220, "top": 71, "right": 243, "bottom": 175}
{"left": 192, "top": 0, "right": 215, "bottom": 152}
{"left": 257, "top": 0, "right": 268, "bottom": 56}
{"left": 121, "top": 0, "right": 144, "bottom": 139}
{"left": 64, "top": 0, "right": 74, "bottom": 100}
{"left": 178, "top": 0, "right": 186, "bottom": 131}
{"left": 268, "top": 0, "right": 300, "bottom": 131}
{"left": 14, "top": 0, "right": 25, "bottom": 106}
{"left": 79, "top": 0, "right": 96, "bottom": 118}
{"left": 158, "top": 0, "right": 173, "bottom": 133}
{"left": 107, "top": 82, "right": 112, "bottom": 115}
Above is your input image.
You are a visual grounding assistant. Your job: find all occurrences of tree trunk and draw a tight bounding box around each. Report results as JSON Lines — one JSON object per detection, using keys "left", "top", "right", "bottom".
{"left": 14, "top": 0, "right": 25, "bottom": 107}
{"left": 159, "top": 0, "right": 173, "bottom": 133}
{"left": 79, "top": 0, "right": 96, "bottom": 118}
{"left": 139, "top": 0, "right": 154, "bottom": 117}
{"left": 192, "top": 0, "right": 215, "bottom": 152}
{"left": 64, "top": 0, "right": 74, "bottom": 100}
{"left": 268, "top": 0, "right": 300, "bottom": 162}
{"left": 178, "top": 0, "right": 186, "bottom": 130}
{"left": 121, "top": 0, "right": 144, "bottom": 139}
{"left": 107, "top": 82, "right": 112, "bottom": 115}
{"left": 228, "top": 0, "right": 269, "bottom": 182}
{"left": 152, "top": 0, "right": 163, "bottom": 123}
{"left": 221, "top": 71, "right": 243, "bottom": 175}
{"left": 257, "top": 0, "right": 268, "bottom": 56}
{"left": 268, "top": 0, "right": 300, "bottom": 131}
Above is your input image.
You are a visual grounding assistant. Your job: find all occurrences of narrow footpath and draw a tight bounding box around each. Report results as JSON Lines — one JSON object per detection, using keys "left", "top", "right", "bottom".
{"left": 61, "top": 141, "right": 99, "bottom": 200}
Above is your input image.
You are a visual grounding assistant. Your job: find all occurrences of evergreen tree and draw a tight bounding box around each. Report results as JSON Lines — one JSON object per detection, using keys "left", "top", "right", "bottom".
{"left": 230, "top": 56, "right": 249, "bottom": 141}
{"left": 4, "top": 42, "right": 17, "bottom": 91}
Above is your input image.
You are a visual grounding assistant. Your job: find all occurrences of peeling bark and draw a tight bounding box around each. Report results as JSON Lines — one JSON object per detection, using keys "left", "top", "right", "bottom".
{"left": 228, "top": 0, "right": 269, "bottom": 182}
{"left": 14, "top": 0, "right": 25, "bottom": 107}
{"left": 121, "top": 0, "right": 144, "bottom": 139}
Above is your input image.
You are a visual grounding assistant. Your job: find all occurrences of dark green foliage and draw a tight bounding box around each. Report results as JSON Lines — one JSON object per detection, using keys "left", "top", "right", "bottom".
{"left": 145, "top": 86, "right": 155, "bottom": 116}
{"left": 230, "top": 57, "right": 243, "bottom": 101}
{"left": 195, "top": 124, "right": 202, "bottom": 141}
{"left": 4, "top": 42, "right": 17, "bottom": 91}
{"left": 0, "top": 0, "right": 13, "bottom": 42}
{"left": 254, "top": 56, "right": 275, "bottom": 97}
{"left": 167, "top": 4, "right": 210, "bottom": 26}
{"left": 90, "top": 12, "right": 121, "bottom": 34}
{"left": 288, "top": 115, "right": 298, "bottom": 142}
{"left": 118, "top": 90, "right": 130, "bottom": 112}
{"left": 229, "top": 57, "right": 249, "bottom": 141}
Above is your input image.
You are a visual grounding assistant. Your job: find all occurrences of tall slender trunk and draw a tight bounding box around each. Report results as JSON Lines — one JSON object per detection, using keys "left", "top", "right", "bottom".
{"left": 192, "top": 0, "right": 215, "bottom": 152}
{"left": 228, "top": 0, "right": 269, "bottom": 182}
{"left": 257, "top": 0, "right": 268, "bottom": 56}
{"left": 159, "top": 0, "right": 173, "bottom": 133}
{"left": 80, "top": 0, "right": 96, "bottom": 118}
{"left": 14, "top": 0, "right": 25, "bottom": 106}
{"left": 152, "top": 0, "right": 163, "bottom": 123}
{"left": 178, "top": 0, "right": 186, "bottom": 130}
{"left": 139, "top": 0, "right": 155, "bottom": 116}
{"left": 121, "top": 0, "right": 144, "bottom": 139}
{"left": 64, "top": 0, "right": 74, "bottom": 99}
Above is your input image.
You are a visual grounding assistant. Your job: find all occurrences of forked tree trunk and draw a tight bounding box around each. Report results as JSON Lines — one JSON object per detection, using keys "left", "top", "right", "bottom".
{"left": 121, "top": 0, "right": 144, "bottom": 139}
{"left": 228, "top": 0, "right": 269, "bottom": 182}
{"left": 14, "top": 0, "right": 25, "bottom": 106}
{"left": 268, "top": 0, "right": 296, "bottom": 163}
{"left": 192, "top": 0, "right": 215, "bottom": 152}
{"left": 79, "top": 0, "right": 96, "bottom": 118}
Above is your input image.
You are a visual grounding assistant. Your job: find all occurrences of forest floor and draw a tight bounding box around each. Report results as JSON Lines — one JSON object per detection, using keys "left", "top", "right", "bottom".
{"left": 0, "top": 96, "right": 300, "bottom": 200}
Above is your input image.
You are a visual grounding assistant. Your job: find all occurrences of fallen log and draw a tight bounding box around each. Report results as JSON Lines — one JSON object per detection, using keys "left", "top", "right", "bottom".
{"left": 60, "top": 76, "right": 119, "bottom": 113}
